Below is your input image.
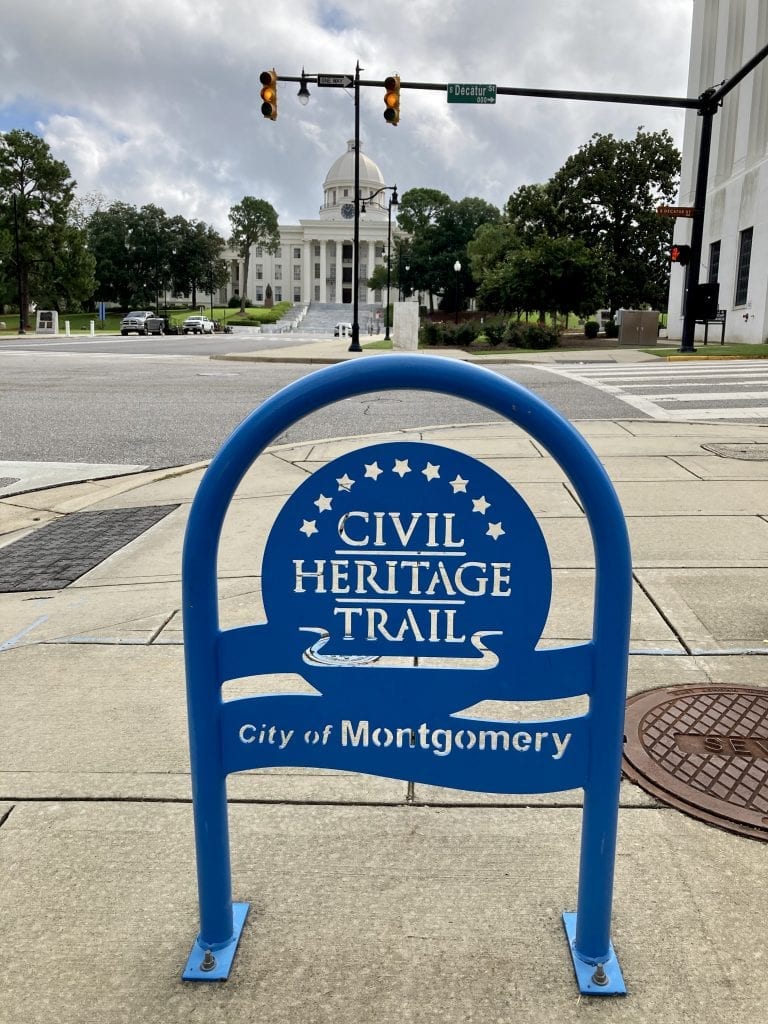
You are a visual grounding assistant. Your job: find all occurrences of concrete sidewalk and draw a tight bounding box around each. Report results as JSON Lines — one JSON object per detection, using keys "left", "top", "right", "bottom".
{"left": 215, "top": 335, "right": 664, "bottom": 365}
{"left": 1, "top": 410, "right": 767, "bottom": 1022}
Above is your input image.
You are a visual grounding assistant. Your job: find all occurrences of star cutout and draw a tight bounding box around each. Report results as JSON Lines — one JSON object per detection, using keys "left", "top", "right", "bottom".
{"left": 422, "top": 462, "right": 440, "bottom": 481}
{"left": 450, "top": 475, "right": 468, "bottom": 493}
{"left": 314, "top": 494, "right": 332, "bottom": 513}
{"left": 300, "top": 519, "right": 319, "bottom": 537}
{"left": 472, "top": 496, "right": 491, "bottom": 514}
{"left": 336, "top": 473, "right": 355, "bottom": 492}
{"left": 487, "top": 522, "right": 505, "bottom": 540}
{"left": 364, "top": 462, "right": 383, "bottom": 480}
{"left": 392, "top": 459, "right": 411, "bottom": 478}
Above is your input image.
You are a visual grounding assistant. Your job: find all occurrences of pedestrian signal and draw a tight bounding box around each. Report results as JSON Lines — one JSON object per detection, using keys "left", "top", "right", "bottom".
{"left": 384, "top": 75, "right": 400, "bottom": 126}
{"left": 670, "top": 244, "right": 691, "bottom": 266}
{"left": 260, "top": 70, "right": 278, "bottom": 120}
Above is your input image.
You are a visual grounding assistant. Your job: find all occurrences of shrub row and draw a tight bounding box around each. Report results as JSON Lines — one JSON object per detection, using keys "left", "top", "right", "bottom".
{"left": 420, "top": 317, "right": 558, "bottom": 350}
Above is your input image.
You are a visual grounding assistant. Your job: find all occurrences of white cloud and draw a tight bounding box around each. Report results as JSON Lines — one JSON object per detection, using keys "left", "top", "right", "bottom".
{"left": 0, "top": 0, "right": 695, "bottom": 233}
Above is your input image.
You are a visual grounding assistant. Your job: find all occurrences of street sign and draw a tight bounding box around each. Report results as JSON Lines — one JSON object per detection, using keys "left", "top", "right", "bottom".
{"left": 657, "top": 205, "right": 698, "bottom": 217}
{"left": 317, "top": 75, "right": 353, "bottom": 88}
{"left": 181, "top": 356, "right": 632, "bottom": 995}
{"left": 447, "top": 83, "right": 497, "bottom": 104}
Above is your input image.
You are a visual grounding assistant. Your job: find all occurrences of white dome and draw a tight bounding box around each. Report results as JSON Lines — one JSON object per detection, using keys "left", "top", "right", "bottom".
{"left": 323, "top": 139, "right": 385, "bottom": 189}
{"left": 319, "top": 140, "right": 389, "bottom": 221}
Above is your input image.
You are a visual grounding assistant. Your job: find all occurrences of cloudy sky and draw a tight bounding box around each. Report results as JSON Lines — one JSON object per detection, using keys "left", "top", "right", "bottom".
{"left": 0, "top": 1, "right": 694, "bottom": 234}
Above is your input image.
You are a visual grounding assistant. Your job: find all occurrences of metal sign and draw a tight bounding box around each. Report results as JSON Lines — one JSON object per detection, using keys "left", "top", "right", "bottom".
{"left": 657, "top": 205, "right": 698, "bottom": 217}
{"left": 447, "top": 83, "right": 497, "bottom": 104}
{"left": 317, "top": 74, "right": 353, "bottom": 88}
{"left": 180, "top": 356, "right": 632, "bottom": 995}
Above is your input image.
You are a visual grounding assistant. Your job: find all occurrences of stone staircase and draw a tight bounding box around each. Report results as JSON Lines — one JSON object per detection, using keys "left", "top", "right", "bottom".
{"left": 293, "top": 302, "right": 384, "bottom": 335}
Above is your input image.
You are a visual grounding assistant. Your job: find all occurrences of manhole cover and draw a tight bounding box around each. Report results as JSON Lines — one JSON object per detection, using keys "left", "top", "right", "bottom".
{"left": 701, "top": 442, "right": 768, "bottom": 461}
{"left": 623, "top": 686, "right": 768, "bottom": 842}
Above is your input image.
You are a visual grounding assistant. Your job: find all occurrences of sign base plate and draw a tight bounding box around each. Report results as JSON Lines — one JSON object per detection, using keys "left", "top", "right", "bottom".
{"left": 183, "top": 902, "right": 250, "bottom": 981}
{"left": 562, "top": 913, "right": 626, "bottom": 995}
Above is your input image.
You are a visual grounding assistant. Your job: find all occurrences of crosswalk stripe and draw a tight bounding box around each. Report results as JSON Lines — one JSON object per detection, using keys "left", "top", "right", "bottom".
{"left": 542, "top": 362, "right": 768, "bottom": 420}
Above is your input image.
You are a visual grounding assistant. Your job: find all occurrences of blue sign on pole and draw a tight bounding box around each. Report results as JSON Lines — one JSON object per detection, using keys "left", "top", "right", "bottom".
{"left": 180, "top": 355, "right": 631, "bottom": 994}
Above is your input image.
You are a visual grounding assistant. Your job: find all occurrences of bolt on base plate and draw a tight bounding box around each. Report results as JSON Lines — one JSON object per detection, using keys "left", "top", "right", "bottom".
{"left": 182, "top": 902, "right": 249, "bottom": 981}
{"left": 562, "top": 913, "right": 626, "bottom": 995}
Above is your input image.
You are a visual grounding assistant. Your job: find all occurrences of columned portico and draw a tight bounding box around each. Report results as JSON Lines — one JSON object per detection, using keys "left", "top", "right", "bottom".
{"left": 236, "top": 139, "right": 402, "bottom": 310}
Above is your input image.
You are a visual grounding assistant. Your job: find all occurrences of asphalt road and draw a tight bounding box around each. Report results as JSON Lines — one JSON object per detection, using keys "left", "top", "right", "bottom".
{"left": 0, "top": 346, "right": 641, "bottom": 468}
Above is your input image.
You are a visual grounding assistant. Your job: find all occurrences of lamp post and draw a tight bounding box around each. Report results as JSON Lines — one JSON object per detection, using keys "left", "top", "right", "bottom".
{"left": 361, "top": 183, "right": 398, "bottom": 341}
{"left": 453, "top": 260, "right": 461, "bottom": 324}
{"left": 13, "top": 195, "right": 25, "bottom": 334}
{"left": 289, "top": 63, "right": 364, "bottom": 351}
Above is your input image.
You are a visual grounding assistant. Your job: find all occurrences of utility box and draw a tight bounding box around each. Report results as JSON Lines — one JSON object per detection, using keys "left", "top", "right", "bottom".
{"left": 617, "top": 309, "right": 659, "bottom": 346}
{"left": 36, "top": 310, "right": 58, "bottom": 335}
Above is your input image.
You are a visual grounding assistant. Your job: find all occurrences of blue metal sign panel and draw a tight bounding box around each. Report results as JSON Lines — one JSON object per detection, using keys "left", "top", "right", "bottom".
{"left": 180, "top": 355, "right": 631, "bottom": 994}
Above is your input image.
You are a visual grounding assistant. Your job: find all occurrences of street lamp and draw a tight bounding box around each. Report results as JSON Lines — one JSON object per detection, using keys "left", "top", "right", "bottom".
{"left": 453, "top": 260, "right": 461, "bottom": 324}
{"left": 361, "top": 183, "right": 398, "bottom": 341}
{"left": 284, "top": 62, "right": 364, "bottom": 351}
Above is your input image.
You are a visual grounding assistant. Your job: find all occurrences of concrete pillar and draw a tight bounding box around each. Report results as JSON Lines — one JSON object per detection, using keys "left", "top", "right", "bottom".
{"left": 303, "top": 240, "right": 312, "bottom": 304}
{"left": 319, "top": 240, "right": 327, "bottom": 303}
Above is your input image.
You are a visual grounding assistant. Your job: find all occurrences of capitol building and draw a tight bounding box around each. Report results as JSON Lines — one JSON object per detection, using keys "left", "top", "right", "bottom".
{"left": 222, "top": 139, "right": 401, "bottom": 308}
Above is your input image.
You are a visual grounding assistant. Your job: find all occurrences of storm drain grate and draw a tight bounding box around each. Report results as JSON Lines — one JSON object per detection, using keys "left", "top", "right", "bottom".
{"left": 702, "top": 442, "right": 768, "bottom": 461}
{"left": 0, "top": 505, "right": 179, "bottom": 592}
{"left": 623, "top": 686, "right": 768, "bottom": 842}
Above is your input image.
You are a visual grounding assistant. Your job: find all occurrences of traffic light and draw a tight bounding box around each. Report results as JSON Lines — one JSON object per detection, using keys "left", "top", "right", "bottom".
{"left": 384, "top": 75, "right": 400, "bottom": 126}
{"left": 260, "top": 69, "right": 277, "bottom": 120}
{"left": 670, "top": 243, "right": 691, "bottom": 266}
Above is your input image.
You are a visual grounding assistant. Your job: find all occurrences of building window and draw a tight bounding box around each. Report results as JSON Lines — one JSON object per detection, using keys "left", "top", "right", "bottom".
{"left": 293, "top": 265, "right": 301, "bottom": 281}
{"left": 255, "top": 287, "right": 263, "bottom": 302}
{"left": 342, "top": 266, "right": 352, "bottom": 283}
{"left": 374, "top": 289, "right": 382, "bottom": 303}
{"left": 254, "top": 246, "right": 263, "bottom": 257}
{"left": 375, "top": 244, "right": 385, "bottom": 259}
{"left": 255, "top": 264, "right": 263, "bottom": 280}
{"left": 314, "top": 244, "right": 321, "bottom": 257}
{"left": 708, "top": 241, "right": 720, "bottom": 283}
{"left": 274, "top": 265, "right": 282, "bottom": 280}
{"left": 360, "top": 263, "right": 367, "bottom": 281}
{"left": 314, "top": 263, "right": 321, "bottom": 279}
{"left": 275, "top": 287, "right": 282, "bottom": 302}
{"left": 294, "top": 288, "right": 301, "bottom": 302}
{"left": 293, "top": 247, "right": 301, "bottom": 260}
{"left": 332, "top": 190, "right": 337, "bottom": 204}
{"left": 342, "top": 243, "right": 353, "bottom": 261}
{"left": 314, "top": 285, "right": 320, "bottom": 301}
{"left": 343, "top": 189, "right": 349, "bottom": 197}
{"left": 734, "top": 227, "right": 753, "bottom": 306}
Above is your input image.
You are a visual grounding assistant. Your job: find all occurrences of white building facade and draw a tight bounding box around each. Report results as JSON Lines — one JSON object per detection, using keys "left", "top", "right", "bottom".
{"left": 668, "top": 0, "right": 768, "bottom": 343}
{"left": 223, "top": 140, "right": 400, "bottom": 308}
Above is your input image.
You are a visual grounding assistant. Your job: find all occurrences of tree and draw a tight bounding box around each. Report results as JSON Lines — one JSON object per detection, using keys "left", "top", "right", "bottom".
{"left": 228, "top": 197, "right": 280, "bottom": 312}
{"left": 0, "top": 130, "right": 77, "bottom": 328}
{"left": 478, "top": 235, "right": 605, "bottom": 324}
{"left": 86, "top": 201, "right": 138, "bottom": 307}
{"left": 168, "top": 216, "right": 226, "bottom": 307}
{"left": 548, "top": 128, "right": 680, "bottom": 310}
{"left": 396, "top": 189, "right": 500, "bottom": 312}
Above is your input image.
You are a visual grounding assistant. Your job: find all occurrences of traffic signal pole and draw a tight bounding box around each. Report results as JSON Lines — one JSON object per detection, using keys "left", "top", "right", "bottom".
{"left": 678, "top": 92, "right": 716, "bottom": 354}
{"left": 264, "top": 41, "right": 768, "bottom": 353}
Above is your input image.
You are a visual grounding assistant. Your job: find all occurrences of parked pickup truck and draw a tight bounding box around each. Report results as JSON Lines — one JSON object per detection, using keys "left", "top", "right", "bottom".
{"left": 120, "top": 310, "right": 155, "bottom": 335}
{"left": 181, "top": 315, "right": 215, "bottom": 335}
{"left": 145, "top": 316, "right": 178, "bottom": 335}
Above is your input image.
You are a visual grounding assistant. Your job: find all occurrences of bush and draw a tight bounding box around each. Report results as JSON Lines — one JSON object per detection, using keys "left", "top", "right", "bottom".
{"left": 228, "top": 296, "right": 253, "bottom": 308}
{"left": 584, "top": 320, "right": 600, "bottom": 339}
{"left": 420, "top": 320, "right": 442, "bottom": 346}
{"left": 604, "top": 321, "right": 619, "bottom": 338}
{"left": 523, "top": 324, "right": 558, "bottom": 349}
{"left": 482, "top": 317, "right": 506, "bottom": 346}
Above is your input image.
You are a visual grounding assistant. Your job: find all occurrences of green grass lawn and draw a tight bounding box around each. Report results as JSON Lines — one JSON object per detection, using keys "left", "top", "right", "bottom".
{"left": 645, "top": 343, "right": 768, "bottom": 358}
{"left": 0, "top": 302, "right": 294, "bottom": 334}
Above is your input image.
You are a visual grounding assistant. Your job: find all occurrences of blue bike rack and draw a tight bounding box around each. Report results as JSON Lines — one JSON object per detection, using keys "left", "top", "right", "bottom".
{"left": 181, "top": 355, "right": 631, "bottom": 994}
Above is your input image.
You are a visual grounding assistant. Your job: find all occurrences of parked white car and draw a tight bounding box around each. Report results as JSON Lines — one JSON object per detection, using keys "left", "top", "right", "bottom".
{"left": 181, "top": 316, "right": 215, "bottom": 335}
{"left": 334, "top": 322, "right": 353, "bottom": 337}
